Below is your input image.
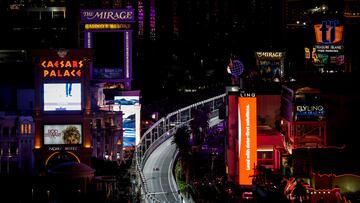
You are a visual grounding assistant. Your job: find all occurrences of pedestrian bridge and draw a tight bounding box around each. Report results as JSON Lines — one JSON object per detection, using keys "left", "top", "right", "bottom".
{"left": 134, "top": 93, "right": 226, "bottom": 203}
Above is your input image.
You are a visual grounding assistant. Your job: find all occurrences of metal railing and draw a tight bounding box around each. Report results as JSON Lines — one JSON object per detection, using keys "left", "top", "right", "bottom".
{"left": 134, "top": 93, "right": 226, "bottom": 202}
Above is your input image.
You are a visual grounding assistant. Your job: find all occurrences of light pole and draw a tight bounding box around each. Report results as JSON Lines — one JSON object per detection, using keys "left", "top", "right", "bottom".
{"left": 46, "top": 190, "right": 50, "bottom": 203}
{"left": 131, "top": 179, "right": 136, "bottom": 203}
{"left": 211, "top": 149, "right": 219, "bottom": 177}
{"left": 31, "top": 188, "right": 34, "bottom": 202}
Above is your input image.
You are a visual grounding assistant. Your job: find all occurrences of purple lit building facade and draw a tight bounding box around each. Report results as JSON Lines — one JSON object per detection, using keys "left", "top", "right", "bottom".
{"left": 80, "top": 8, "right": 141, "bottom": 159}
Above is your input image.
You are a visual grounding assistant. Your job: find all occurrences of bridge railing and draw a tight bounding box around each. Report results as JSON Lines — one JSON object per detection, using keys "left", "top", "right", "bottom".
{"left": 134, "top": 93, "right": 226, "bottom": 202}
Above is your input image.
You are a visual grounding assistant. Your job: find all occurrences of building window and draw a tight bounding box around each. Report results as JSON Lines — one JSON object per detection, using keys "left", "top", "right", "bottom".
{"left": 96, "top": 119, "right": 101, "bottom": 129}
{"left": 11, "top": 126, "right": 17, "bottom": 136}
{"left": 53, "top": 11, "right": 65, "bottom": 19}
{"left": 3, "top": 127, "right": 9, "bottom": 136}
{"left": 21, "top": 124, "right": 32, "bottom": 135}
{"left": 27, "top": 124, "right": 31, "bottom": 134}
{"left": 10, "top": 145, "right": 17, "bottom": 155}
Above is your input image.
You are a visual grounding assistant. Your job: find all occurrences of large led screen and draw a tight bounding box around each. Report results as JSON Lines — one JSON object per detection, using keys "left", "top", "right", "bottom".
{"left": 43, "top": 83, "right": 82, "bottom": 111}
{"left": 114, "top": 96, "right": 140, "bottom": 147}
{"left": 44, "top": 124, "right": 82, "bottom": 145}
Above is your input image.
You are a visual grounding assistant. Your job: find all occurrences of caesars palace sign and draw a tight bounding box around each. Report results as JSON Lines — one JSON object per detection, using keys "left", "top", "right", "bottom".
{"left": 40, "top": 59, "right": 85, "bottom": 78}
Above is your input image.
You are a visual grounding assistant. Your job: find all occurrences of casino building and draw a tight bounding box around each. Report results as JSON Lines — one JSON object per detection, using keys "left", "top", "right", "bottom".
{"left": 30, "top": 8, "right": 141, "bottom": 174}
{"left": 32, "top": 49, "right": 94, "bottom": 172}
{"left": 0, "top": 1, "right": 143, "bottom": 176}
{"left": 24, "top": 6, "right": 139, "bottom": 174}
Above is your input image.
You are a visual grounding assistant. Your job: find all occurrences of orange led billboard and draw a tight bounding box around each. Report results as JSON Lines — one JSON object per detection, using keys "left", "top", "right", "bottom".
{"left": 238, "top": 96, "right": 257, "bottom": 186}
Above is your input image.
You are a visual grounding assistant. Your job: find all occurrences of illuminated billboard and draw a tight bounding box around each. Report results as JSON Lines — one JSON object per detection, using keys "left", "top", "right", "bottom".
{"left": 311, "top": 45, "right": 345, "bottom": 69}
{"left": 43, "top": 83, "right": 82, "bottom": 111}
{"left": 238, "top": 95, "right": 257, "bottom": 186}
{"left": 114, "top": 96, "right": 140, "bottom": 147}
{"left": 44, "top": 124, "right": 82, "bottom": 145}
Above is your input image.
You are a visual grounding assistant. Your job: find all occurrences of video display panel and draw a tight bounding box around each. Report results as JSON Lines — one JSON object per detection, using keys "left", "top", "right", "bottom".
{"left": 114, "top": 96, "right": 140, "bottom": 147}
{"left": 44, "top": 124, "right": 82, "bottom": 145}
{"left": 92, "top": 32, "right": 125, "bottom": 79}
{"left": 43, "top": 83, "right": 82, "bottom": 111}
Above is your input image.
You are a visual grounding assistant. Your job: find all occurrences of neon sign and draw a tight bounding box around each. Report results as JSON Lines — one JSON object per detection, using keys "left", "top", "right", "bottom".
{"left": 295, "top": 105, "right": 325, "bottom": 118}
{"left": 40, "top": 60, "right": 85, "bottom": 78}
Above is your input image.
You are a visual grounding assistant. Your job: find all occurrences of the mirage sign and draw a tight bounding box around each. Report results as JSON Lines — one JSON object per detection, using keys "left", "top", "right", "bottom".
{"left": 80, "top": 9, "right": 135, "bottom": 23}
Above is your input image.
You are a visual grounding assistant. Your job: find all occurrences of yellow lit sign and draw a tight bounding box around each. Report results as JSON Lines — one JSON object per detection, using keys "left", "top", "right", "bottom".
{"left": 85, "top": 23, "right": 131, "bottom": 30}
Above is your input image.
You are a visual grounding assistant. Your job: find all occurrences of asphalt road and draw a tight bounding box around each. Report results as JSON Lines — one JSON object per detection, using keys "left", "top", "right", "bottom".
{"left": 143, "top": 137, "right": 181, "bottom": 203}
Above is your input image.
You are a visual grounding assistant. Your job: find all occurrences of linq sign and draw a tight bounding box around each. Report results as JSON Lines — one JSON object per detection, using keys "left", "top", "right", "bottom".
{"left": 41, "top": 60, "right": 85, "bottom": 78}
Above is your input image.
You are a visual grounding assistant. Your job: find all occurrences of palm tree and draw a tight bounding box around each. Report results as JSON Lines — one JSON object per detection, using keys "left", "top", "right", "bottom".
{"left": 189, "top": 106, "right": 210, "bottom": 146}
{"left": 172, "top": 126, "right": 191, "bottom": 155}
{"left": 292, "top": 179, "right": 306, "bottom": 203}
{"left": 172, "top": 126, "right": 191, "bottom": 183}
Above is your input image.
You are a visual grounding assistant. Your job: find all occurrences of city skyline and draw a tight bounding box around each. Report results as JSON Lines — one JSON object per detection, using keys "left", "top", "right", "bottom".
{"left": 1, "top": 1, "right": 360, "bottom": 203}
